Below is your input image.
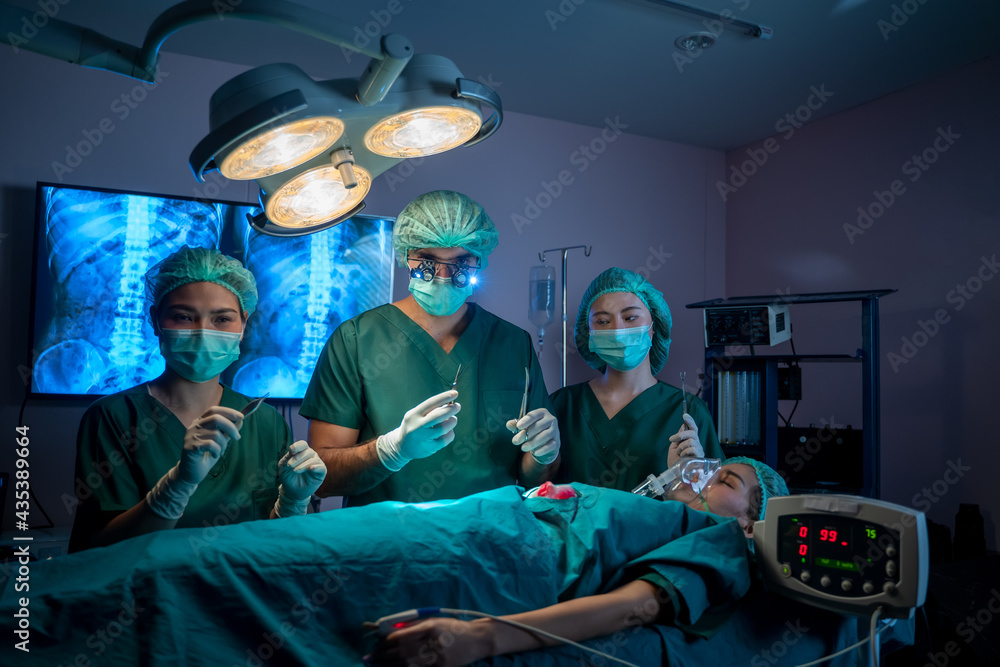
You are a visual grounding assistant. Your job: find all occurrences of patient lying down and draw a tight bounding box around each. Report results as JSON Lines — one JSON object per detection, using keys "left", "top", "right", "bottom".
{"left": 3, "top": 459, "right": 788, "bottom": 666}
{"left": 369, "top": 457, "right": 788, "bottom": 667}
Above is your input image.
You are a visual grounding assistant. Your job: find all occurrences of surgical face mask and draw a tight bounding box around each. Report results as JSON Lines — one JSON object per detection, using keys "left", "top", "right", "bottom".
{"left": 409, "top": 276, "right": 474, "bottom": 317}
{"left": 588, "top": 325, "right": 652, "bottom": 372}
{"left": 159, "top": 328, "right": 242, "bottom": 383}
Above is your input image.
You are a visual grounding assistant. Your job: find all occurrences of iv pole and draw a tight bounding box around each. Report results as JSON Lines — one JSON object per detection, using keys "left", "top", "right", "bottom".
{"left": 538, "top": 245, "right": 591, "bottom": 387}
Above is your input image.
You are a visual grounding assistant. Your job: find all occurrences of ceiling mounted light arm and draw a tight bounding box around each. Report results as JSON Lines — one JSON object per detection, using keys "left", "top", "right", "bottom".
{"left": 645, "top": 0, "right": 773, "bottom": 39}
{"left": 141, "top": 0, "right": 412, "bottom": 103}
{"left": 455, "top": 79, "right": 503, "bottom": 147}
{"left": 3, "top": 0, "right": 412, "bottom": 95}
{"left": 0, "top": 5, "right": 150, "bottom": 79}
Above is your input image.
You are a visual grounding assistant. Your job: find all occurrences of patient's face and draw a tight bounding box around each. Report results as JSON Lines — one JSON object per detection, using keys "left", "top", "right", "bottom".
{"left": 676, "top": 463, "right": 760, "bottom": 537}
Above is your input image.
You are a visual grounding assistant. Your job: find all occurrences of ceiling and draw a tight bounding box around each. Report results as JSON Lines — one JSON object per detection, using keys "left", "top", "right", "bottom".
{"left": 4, "top": 0, "right": 999, "bottom": 150}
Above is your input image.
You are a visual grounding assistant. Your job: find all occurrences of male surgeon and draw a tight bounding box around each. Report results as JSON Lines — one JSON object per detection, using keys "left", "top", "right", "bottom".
{"left": 300, "top": 190, "right": 560, "bottom": 505}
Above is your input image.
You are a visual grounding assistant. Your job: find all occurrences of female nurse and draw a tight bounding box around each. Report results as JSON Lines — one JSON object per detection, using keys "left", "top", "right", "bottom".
{"left": 69, "top": 246, "right": 326, "bottom": 551}
{"left": 552, "top": 267, "right": 723, "bottom": 492}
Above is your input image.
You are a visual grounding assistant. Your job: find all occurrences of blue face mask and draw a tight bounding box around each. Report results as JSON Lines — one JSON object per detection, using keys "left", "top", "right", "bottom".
{"left": 588, "top": 325, "right": 652, "bottom": 372}
{"left": 409, "top": 277, "right": 474, "bottom": 317}
{"left": 159, "top": 328, "right": 242, "bottom": 383}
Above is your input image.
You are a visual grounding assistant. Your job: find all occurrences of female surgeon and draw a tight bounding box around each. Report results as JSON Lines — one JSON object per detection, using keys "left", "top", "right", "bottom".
{"left": 68, "top": 246, "right": 326, "bottom": 551}
{"left": 371, "top": 457, "right": 788, "bottom": 666}
{"left": 552, "top": 267, "right": 723, "bottom": 492}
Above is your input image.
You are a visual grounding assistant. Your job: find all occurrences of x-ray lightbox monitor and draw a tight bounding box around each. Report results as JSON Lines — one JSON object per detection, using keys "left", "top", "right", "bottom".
{"left": 29, "top": 182, "right": 395, "bottom": 400}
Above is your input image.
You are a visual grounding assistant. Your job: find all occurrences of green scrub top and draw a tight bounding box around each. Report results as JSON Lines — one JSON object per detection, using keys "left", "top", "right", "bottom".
{"left": 69, "top": 383, "right": 290, "bottom": 552}
{"left": 299, "top": 303, "right": 553, "bottom": 506}
{"left": 551, "top": 380, "right": 723, "bottom": 492}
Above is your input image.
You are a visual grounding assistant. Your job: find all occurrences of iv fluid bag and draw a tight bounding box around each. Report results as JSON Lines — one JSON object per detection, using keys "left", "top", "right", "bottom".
{"left": 529, "top": 265, "right": 556, "bottom": 330}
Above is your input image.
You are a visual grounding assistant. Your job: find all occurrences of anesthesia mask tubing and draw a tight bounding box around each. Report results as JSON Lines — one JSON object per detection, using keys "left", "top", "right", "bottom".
{"left": 631, "top": 458, "right": 722, "bottom": 499}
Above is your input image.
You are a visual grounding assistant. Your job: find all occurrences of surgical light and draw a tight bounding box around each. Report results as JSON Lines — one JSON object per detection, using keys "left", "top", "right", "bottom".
{"left": 219, "top": 117, "right": 345, "bottom": 180}
{"left": 365, "top": 107, "right": 483, "bottom": 158}
{"left": 266, "top": 163, "right": 372, "bottom": 229}
{"left": 0, "top": 0, "right": 503, "bottom": 237}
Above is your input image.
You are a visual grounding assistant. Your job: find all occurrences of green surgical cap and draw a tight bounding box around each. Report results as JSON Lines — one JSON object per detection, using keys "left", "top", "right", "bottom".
{"left": 145, "top": 246, "right": 258, "bottom": 315}
{"left": 724, "top": 457, "right": 789, "bottom": 523}
{"left": 392, "top": 190, "right": 499, "bottom": 268}
{"left": 575, "top": 267, "right": 673, "bottom": 374}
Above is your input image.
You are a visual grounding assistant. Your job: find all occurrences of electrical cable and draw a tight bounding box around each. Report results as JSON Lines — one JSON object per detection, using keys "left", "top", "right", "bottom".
{"left": 792, "top": 612, "right": 892, "bottom": 667}
{"left": 779, "top": 332, "right": 800, "bottom": 427}
{"left": 868, "top": 606, "right": 882, "bottom": 667}
{"left": 919, "top": 606, "right": 934, "bottom": 657}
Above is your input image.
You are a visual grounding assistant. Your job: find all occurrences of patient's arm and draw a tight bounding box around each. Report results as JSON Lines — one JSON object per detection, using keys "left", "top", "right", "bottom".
{"left": 373, "top": 580, "right": 662, "bottom": 666}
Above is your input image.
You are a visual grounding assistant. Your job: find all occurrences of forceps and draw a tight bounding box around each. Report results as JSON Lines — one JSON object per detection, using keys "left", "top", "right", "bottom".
{"left": 518, "top": 367, "right": 530, "bottom": 421}
{"left": 241, "top": 392, "right": 270, "bottom": 418}
{"left": 203, "top": 393, "right": 269, "bottom": 462}
{"left": 448, "top": 365, "right": 462, "bottom": 405}
{"left": 508, "top": 367, "right": 531, "bottom": 436}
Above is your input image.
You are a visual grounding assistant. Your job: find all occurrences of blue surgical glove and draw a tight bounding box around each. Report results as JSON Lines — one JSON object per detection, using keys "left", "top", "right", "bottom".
{"left": 667, "top": 413, "right": 704, "bottom": 467}
{"left": 507, "top": 408, "right": 560, "bottom": 465}
{"left": 146, "top": 406, "right": 243, "bottom": 520}
{"left": 376, "top": 391, "right": 461, "bottom": 472}
{"left": 274, "top": 440, "right": 327, "bottom": 517}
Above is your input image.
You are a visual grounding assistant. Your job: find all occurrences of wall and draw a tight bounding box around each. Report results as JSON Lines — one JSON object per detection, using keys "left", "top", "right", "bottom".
{"left": 724, "top": 54, "right": 1000, "bottom": 548}
{"left": 0, "top": 47, "right": 725, "bottom": 529}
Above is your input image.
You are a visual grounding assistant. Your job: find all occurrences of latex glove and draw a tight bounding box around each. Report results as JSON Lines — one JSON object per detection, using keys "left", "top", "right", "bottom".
{"left": 146, "top": 406, "right": 243, "bottom": 520}
{"left": 274, "top": 440, "right": 327, "bottom": 517}
{"left": 667, "top": 413, "right": 704, "bottom": 467}
{"left": 507, "top": 408, "right": 560, "bottom": 465}
{"left": 376, "top": 390, "right": 461, "bottom": 472}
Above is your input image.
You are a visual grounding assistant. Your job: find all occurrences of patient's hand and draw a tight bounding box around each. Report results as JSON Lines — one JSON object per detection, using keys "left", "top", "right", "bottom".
{"left": 370, "top": 617, "right": 492, "bottom": 666}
